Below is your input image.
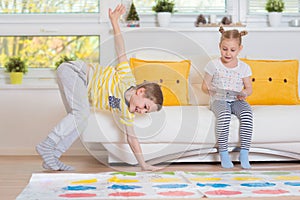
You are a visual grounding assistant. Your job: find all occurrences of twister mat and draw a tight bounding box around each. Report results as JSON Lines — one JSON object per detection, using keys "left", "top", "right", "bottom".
{"left": 17, "top": 170, "right": 300, "bottom": 199}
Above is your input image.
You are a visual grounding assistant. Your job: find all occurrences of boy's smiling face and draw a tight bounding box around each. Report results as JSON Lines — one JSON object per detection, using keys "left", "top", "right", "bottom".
{"left": 128, "top": 88, "right": 158, "bottom": 114}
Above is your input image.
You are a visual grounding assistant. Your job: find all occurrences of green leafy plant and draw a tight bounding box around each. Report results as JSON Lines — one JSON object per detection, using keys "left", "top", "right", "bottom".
{"left": 126, "top": 2, "right": 140, "bottom": 21}
{"left": 265, "top": 0, "right": 285, "bottom": 12}
{"left": 4, "top": 57, "right": 28, "bottom": 74}
{"left": 54, "top": 55, "right": 76, "bottom": 69}
{"left": 152, "top": 0, "right": 175, "bottom": 13}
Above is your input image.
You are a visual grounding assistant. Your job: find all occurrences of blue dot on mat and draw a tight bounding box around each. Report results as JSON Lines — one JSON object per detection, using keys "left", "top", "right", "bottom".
{"left": 241, "top": 182, "right": 276, "bottom": 187}
{"left": 63, "top": 185, "right": 96, "bottom": 191}
{"left": 108, "top": 184, "right": 142, "bottom": 190}
{"left": 208, "top": 183, "right": 231, "bottom": 188}
{"left": 153, "top": 184, "right": 188, "bottom": 189}
{"left": 196, "top": 183, "right": 230, "bottom": 188}
{"left": 284, "top": 182, "right": 300, "bottom": 186}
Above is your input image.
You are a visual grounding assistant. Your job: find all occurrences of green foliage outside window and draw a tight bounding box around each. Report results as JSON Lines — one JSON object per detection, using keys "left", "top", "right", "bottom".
{"left": 0, "top": 36, "right": 99, "bottom": 69}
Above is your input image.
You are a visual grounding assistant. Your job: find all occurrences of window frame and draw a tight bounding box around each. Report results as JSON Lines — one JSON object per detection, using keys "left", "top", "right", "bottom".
{"left": 132, "top": 0, "right": 238, "bottom": 26}
{"left": 0, "top": 1, "right": 107, "bottom": 85}
{"left": 239, "top": 1, "right": 300, "bottom": 26}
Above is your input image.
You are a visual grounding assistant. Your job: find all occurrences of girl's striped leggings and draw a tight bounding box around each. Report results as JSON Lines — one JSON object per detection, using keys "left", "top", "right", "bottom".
{"left": 210, "top": 100, "right": 253, "bottom": 152}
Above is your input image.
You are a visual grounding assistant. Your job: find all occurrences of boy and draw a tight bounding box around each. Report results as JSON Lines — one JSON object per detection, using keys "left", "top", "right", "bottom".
{"left": 36, "top": 4, "right": 163, "bottom": 171}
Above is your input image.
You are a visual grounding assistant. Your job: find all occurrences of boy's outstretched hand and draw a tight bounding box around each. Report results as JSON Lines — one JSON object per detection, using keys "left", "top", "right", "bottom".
{"left": 109, "top": 4, "right": 126, "bottom": 24}
{"left": 141, "top": 163, "right": 161, "bottom": 171}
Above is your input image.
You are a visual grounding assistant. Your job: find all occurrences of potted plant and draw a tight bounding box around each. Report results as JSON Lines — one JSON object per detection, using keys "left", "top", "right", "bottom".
{"left": 4, "top": 56, "right": 28, "bottom": 84}
{"left": 126, "top": 2, "right": 140, "bottom": 27}
{"left": 152, "top": 0, "right": 175, "bottom": 27}
{"left": 265, "top": 0, "right": 285, "bottom": 27}
{"left": 54, "top": 55, "right": 76, "bottom": 69}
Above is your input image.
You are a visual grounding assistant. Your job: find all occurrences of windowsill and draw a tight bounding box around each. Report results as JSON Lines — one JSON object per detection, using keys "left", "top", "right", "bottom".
{"left": 124, "top": 12, "right": 300, "bottom": 30}
{"left": 0, "top": 82, "right": 58, "bottom": 90}
{"left": 121, "top": 26, "right": 300, "bottom": 32}
{"left": 0, "top": 68, "right": 58, "bottom": 90}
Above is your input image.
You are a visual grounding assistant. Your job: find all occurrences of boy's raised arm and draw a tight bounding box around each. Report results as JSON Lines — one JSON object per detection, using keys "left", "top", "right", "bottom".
{"left": 108, "top": 4, "right": 128, "bottom": 63}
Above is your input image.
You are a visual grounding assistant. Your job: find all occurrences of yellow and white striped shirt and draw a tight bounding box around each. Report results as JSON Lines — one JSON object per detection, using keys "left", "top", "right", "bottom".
{"left": 88, "top": 62, "right": 136, "bottom": 126}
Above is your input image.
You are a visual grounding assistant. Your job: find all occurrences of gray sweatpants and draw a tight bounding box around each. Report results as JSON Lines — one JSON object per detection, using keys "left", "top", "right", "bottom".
{"left": 48, "top": 61, "right": 90, "bottom": 155}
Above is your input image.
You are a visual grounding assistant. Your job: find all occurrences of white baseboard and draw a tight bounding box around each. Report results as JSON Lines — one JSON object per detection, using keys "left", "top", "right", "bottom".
{"left": 0, "top": 147, "right": 90, "bottom": 156}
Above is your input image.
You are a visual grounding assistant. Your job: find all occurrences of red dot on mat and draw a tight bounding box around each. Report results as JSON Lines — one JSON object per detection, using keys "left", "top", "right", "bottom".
{"left": 253, "top": 189, "right": 289, "bottom": 194}
{"left": 59, "top": 193, "right": 97, "bottom": 198}
{"left": 158, "top": 191, "right": 195, "bottom": 196}
{"left": 205, "top": 189, "right": 242, "bottom": 195}
{"left": 108, "top": 192, "right": 146, "bottom": 197}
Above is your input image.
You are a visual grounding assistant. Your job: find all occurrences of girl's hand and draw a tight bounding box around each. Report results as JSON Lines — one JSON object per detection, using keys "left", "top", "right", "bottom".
{"left": 237, "top": 90, "right": 247, "bottom": 100}
{"left": 208, "top": 87, "right": 217, "bottom": 96}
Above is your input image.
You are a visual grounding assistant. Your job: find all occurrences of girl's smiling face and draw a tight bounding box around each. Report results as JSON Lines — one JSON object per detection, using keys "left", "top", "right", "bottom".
{"left": 219, "top": 38, "right": 243, "bottom": 66}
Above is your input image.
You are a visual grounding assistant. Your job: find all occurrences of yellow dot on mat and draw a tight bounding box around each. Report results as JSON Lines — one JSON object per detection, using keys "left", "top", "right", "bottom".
{"left": 275, "top": 176, "right": 300, "bottom": 181}
{"left": 189, "top": 177, "right": 221, "bottom": 182}
{"left": 151, "top": 178, "right": 181, "bottom": 183}
{"left": 108, "top": 176, "right": 139, "bottom": 183}
{"left": 71, "top": 178, "right": 97, "bottom": 184}
{"left": 232, "top": 177, "right": 262, "bottom": 181}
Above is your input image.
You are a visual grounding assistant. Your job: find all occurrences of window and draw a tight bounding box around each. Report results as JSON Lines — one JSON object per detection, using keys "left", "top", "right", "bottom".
{"left": 0, "top": 0, "right": 101, "bottom": 69}
{"left": 130, "top": 0, "right": 242, "bottom": 29}
{"left": 133, "top": 0, "right": 227, "bottom": 14}
{"left": 0, "top": 0, "right": 99, "bottom": 14}
{"left": 238, "top": 0, "right": 300, "bottom": 26}
{"left": 248, "top": 0, "right": 300, "bottom": 15}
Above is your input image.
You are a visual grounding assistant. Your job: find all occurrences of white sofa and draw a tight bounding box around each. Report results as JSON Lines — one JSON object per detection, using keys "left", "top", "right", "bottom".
{"left": 82, "top": 53, "right": 300, "bottom": 165}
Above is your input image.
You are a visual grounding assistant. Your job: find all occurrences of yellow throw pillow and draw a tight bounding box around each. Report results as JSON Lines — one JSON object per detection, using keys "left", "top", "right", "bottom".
{"left": 241, "top": 58, "right": 300, "bottom": 105}
{"left": 130, "top": 58, "right": 191, "bottom": 106}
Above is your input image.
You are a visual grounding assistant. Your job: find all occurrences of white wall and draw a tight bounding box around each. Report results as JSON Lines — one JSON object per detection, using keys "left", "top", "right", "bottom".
{"left": 0, "top": 87, "right": 89, "bottom": 155}
{"left": 1, "top": 27, "right": 300, "bottom": 155}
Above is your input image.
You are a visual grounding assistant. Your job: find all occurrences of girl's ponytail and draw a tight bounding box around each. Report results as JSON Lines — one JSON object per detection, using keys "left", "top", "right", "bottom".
{"left": 240, "top": 30, "right": 248, "bottom": 37}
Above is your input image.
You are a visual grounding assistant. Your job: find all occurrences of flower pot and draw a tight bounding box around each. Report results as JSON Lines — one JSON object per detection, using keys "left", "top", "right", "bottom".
{"left": 268, "top": 12, "right": 282, "bottom": 27}
{"left": 126, "top": 20, "right": 140, "bottom": 27}
{"left": 10, "top": 72, "right": 23, "bottom": 84}
{"left": 157, "top": 12, "right": 172, "bottom": 27}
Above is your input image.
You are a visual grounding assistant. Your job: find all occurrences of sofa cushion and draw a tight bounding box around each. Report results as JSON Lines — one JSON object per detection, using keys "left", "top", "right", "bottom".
{"left": 130, "top": 58, "right": 191, "bottom": 106}
{"left": 241, "top": 59, "right": 300, "bottom": 105}
{"left": 83, "top": 106, "right": 215, "bottom": 144}
{"left": 251, "top": 105, "right": 300, "bottom": 143}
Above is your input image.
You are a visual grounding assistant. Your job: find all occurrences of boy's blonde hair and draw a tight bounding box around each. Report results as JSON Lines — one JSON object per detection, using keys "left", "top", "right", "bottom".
{"left": 219, "top": 26, "right": 248, "bottom": 46}
{"left": 136, "top": 82, "right": 163, "bottom": 111}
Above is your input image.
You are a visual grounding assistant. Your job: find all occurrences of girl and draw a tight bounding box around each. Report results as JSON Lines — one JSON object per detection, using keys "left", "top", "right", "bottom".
{"left": 202, "top": 27, "right": 253, "bottom": 169}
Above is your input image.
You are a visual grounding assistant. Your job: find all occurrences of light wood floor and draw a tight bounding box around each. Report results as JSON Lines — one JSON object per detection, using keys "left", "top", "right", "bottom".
{"left": 1, "top": 155, "right": 300, "bottom": 200}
